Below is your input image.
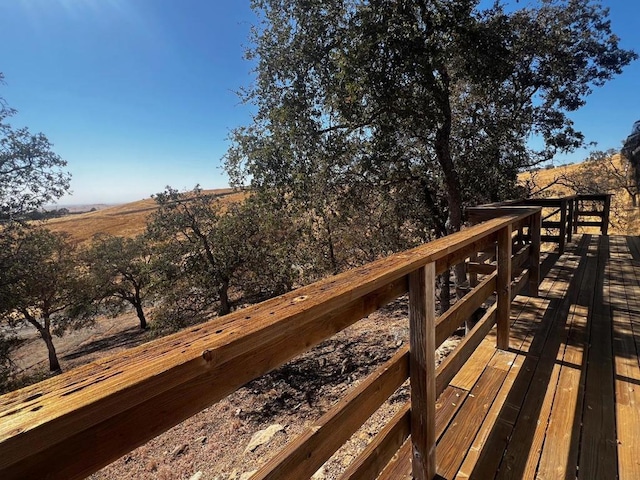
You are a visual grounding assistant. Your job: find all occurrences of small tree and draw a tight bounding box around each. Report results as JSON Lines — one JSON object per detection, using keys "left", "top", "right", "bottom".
{"left": 84, "top": 233, "right": 156, "bottom": 330}
{"left": 0, "top": 228, "right": 89, "bottom": 372}
{"left": 147, "top": 187, "right": 296, "bottom": 332}
{"left": 1, "top": 74, "right": 70, "bottom": 219}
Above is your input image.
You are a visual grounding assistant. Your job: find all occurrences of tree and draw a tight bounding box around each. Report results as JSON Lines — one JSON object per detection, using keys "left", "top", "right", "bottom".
{"left": 147, "top": 187, "right": 296, "bottom": 330}
{"left": 0, "top": 228, "right": 89, "bottom": 372}
{"left": 83, "top": 234, "right": 156, "bottom": 330}
{"left": 225, "top": 0, "right": 635, "bottom": 311}
{"left": 0, "top": 73, "right": 70, "bottom": 219}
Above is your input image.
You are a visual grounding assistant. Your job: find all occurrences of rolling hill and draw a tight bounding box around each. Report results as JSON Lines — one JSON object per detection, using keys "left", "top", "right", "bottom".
{"left": 45, "top": 188, "right": 246, "bottom": 243}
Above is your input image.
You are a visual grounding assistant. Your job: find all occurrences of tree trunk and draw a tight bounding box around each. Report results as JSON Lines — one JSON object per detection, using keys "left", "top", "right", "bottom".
{"left": 131, "top": 286, "right": 148, "bottom": 329}
{"left": 219, "top": 279, "right": 231, "bottom": 316}
{"left": 433, "top": 67, "right": 469, "bottom": 318}
{"left": 40, "top": 327, "right": 61, "bottom": 372}
{"left": 134, "top": 301, "right": 147, "bottom": 330}
{"left": 438, "top": 270, "right": 451, "bottom": 315}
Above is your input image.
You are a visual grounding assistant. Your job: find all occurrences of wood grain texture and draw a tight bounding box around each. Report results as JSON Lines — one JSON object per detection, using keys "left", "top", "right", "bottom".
{"left": 436, "top": 305, "right": 497, "bottom": 395}
{"left": 497, "top": 225, "right": 513, "bottom": 350}
{"left": 610, "top": 240, "right": 640, "bottom": 480}
{"left": 529, "top": 210, "right": 541, "bottom": 297}
{"left": 339, "top": 403, "right": 411, "bottom": 480}
{"left": 435, "top": 272, "right": 497, "bottom": 348}
{"left": 409, "top": 263, "right": 437, "bottom": 480}
{"left": 578, "top": 236, "right": 617, "bottom": 480}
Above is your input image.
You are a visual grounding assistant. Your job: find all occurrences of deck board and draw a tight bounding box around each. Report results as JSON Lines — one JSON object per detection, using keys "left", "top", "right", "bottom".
{"left": 609, "top": 237, "right": 640, "bottom": 479}
{"left": 382, "top": 234, "right": 640, "bottom": 479}
{"left": 578, "top": 237, "right": 618, "bottom": 480}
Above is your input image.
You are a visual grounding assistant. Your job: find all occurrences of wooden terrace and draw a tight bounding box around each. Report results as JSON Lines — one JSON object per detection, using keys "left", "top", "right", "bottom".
{"left": 0, "top": 195, "right": 638, "bottom": 479}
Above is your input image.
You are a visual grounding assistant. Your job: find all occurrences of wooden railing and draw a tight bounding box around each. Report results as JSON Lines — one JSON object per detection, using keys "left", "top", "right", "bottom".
{"left": 0, "top": 209, "right": 542, "bottom": 480}
{"left": 572, "top": 193, "right": 612, "bottom": 235}
{"left": 467, "top": 194, "right": 611, "bottom": 254}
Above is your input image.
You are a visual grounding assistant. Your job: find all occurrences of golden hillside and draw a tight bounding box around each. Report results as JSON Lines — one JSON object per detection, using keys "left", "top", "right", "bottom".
{"left": 45, "top": 188, "right": 246, "bottom": 243}
{"left": 518, "top": 154, "right": 640, "bottom": 235}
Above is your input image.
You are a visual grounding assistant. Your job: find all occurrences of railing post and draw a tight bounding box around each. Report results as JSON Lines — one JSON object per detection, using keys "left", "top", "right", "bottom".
{"left": 602, "top": 194, "right": 611, "bottom": 235}
{"left": 567, "top": 198, "right": 574, "bottom": 243}
{"left": 409, "top": 263, "right": 436, "bottom": 480}
{"left": 559, "top": 199, "right": 567, "bottom": 254}
{"left": 529, "top": 210, "right": 541, "bottom": 297}
{"left": 497, "top": 225, "right": 512, "bottom": 350}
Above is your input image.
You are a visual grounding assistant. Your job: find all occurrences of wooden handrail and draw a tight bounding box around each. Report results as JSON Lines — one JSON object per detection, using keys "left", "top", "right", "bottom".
{"left": 467, "top": 194, "right": 611, "bottom": 253}
{"left": 0, "top": 208, "right": 542, "bottom": 480}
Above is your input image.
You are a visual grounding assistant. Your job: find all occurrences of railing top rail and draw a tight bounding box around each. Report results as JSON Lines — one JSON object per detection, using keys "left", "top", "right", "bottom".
{"left": 469, "top": 193, "right": 612, "bottom": 211}
{"left": 0, "top": 207, "right": 540, "bottom": 479}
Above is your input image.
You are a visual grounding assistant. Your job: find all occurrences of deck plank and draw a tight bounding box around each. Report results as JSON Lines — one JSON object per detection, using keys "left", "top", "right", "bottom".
{"left": 437, "top": 351, "right": 517, "bottom": 479}
{"left": 609, "top": 238, "right": 640, "bottom": 479}
{"left": 578, "top": 236, "right": 618, "bottom": 480}
{"left": 456, "top": 296, "right": 549, "bottom": 479}
{"left": 492, "top": 237, "right": 591, "bottom": 479}
{"left": 377, "top": 235, "right": 637, "bottom": 479}
{"left": 535, "top": 236, "right": 597, "bottom": 479}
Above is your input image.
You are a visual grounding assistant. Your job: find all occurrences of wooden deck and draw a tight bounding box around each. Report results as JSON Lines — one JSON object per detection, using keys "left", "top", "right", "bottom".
{"left": 380, "top": 234, "right": 640, "bottom": 479}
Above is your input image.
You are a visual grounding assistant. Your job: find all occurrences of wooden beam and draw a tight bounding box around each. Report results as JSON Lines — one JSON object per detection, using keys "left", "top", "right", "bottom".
{"left": 0, "top": 210, "right": 538, "bottom": 480}
{"left": 529, "top": 210, "right": 541, "bottom": 297}
{"left": 512, "top": 244, "right": 531, "bottom": 272}
{"left": 497, "top": 225, "right": 512, "bottom": 350}
{"left": 559, "top": 199, "right": 568, "bottom": 254}
{"left": 435, "top": 304, "right": 497, "bottom": 394}
{"left": 409, "top": 263, "right": 436, "bottom": 480}
{"left": 468, "top": 262, "right": 496, "bottom": 275}
{"left": 434, "top": 233, "right": 496, "bottom": 276}
{"left": 339, "top": 403, "right": 411, "bottom": 480}
{"left": 602, "top": 195, "right": 611, "bottom": 235}
{"left": 0, "top": 277, "right": 407, "bottom": 480}
{"left": 435, "top": 272, "right": 497, "bottom": 347}
{"left": 253, "top": 347, "right": 410, "bottom": 479}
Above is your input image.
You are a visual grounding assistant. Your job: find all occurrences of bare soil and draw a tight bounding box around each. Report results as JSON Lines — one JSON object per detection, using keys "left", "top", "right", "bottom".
{"left": 13, "top": 299, "right": 460, "bottom": 480}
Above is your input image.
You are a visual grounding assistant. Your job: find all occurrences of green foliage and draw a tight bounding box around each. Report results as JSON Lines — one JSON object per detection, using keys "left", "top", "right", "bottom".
{"left": 83, "top": 233, "right": 157, "bottom": 329}
{"left": 0, "top": 73, "right": 70, "bottom": 219}
{"left": 147, "top": 187, "right": 297, "bottom": 333}
{"left": 0, "top": 228, "right": 91, "bottom": 371}
{"left": 227, "top": 0, "right": 635, "bottom": 233}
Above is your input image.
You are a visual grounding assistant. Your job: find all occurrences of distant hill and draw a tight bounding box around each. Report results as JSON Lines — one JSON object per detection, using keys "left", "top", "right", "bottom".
{"left": 45, "top": 188, "right": 246, "bottom": 243}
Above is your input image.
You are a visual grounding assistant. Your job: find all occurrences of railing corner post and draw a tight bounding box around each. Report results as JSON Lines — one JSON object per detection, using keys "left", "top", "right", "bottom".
{"left": 409, "top": 263, "right": 436, "bottom": 480}
{"left": 497, "top": 225, "right": 512, "bottom": 350}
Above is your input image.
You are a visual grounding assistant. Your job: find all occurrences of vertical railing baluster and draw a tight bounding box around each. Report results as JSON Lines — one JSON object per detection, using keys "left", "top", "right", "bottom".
{"left": 497, "top": 224, "right": 513, "bottom": 350}
{"left": 559, "top": 199, "right": 567, "bottom": 254}
{"left": 529, "top": 210, "right": 541, "bottom": 297}
{"left": 567, "top": 197, "right": 574, "bottom": 243}
{"left": 409, "top": 263, "right": 436, "bottom": 480}
{"left": 602, "top": 194, "right": 611, "bottom": 235}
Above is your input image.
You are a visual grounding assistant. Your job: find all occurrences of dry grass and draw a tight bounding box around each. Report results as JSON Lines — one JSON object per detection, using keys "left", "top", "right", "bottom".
{"left": 518, "top": 154, "right": 640, "bottom": 235}
{"left": 45, "top": 188, "right": 246, "bottom": 243}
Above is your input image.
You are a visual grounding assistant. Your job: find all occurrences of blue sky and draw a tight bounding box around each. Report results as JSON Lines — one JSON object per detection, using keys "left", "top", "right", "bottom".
{"left": 1, "top": 0, "right": 639, "bottom": 205}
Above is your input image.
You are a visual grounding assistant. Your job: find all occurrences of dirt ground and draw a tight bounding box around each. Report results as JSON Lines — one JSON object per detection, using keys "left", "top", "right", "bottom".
{"left": 12, "top": 299, "right": 460, "bottom": 480}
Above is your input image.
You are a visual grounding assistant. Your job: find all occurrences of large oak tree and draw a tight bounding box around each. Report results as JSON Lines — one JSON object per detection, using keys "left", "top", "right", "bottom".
{"left": 225, "top": 0, "right": 635, "bottom": 310}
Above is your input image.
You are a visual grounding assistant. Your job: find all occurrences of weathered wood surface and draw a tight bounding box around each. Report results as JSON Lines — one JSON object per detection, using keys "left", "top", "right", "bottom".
{"left": 409, "top": 264, "right": 437, "bottom": 480}
{"left": 434, "top": 234, "right": 639, "bottom": 479}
